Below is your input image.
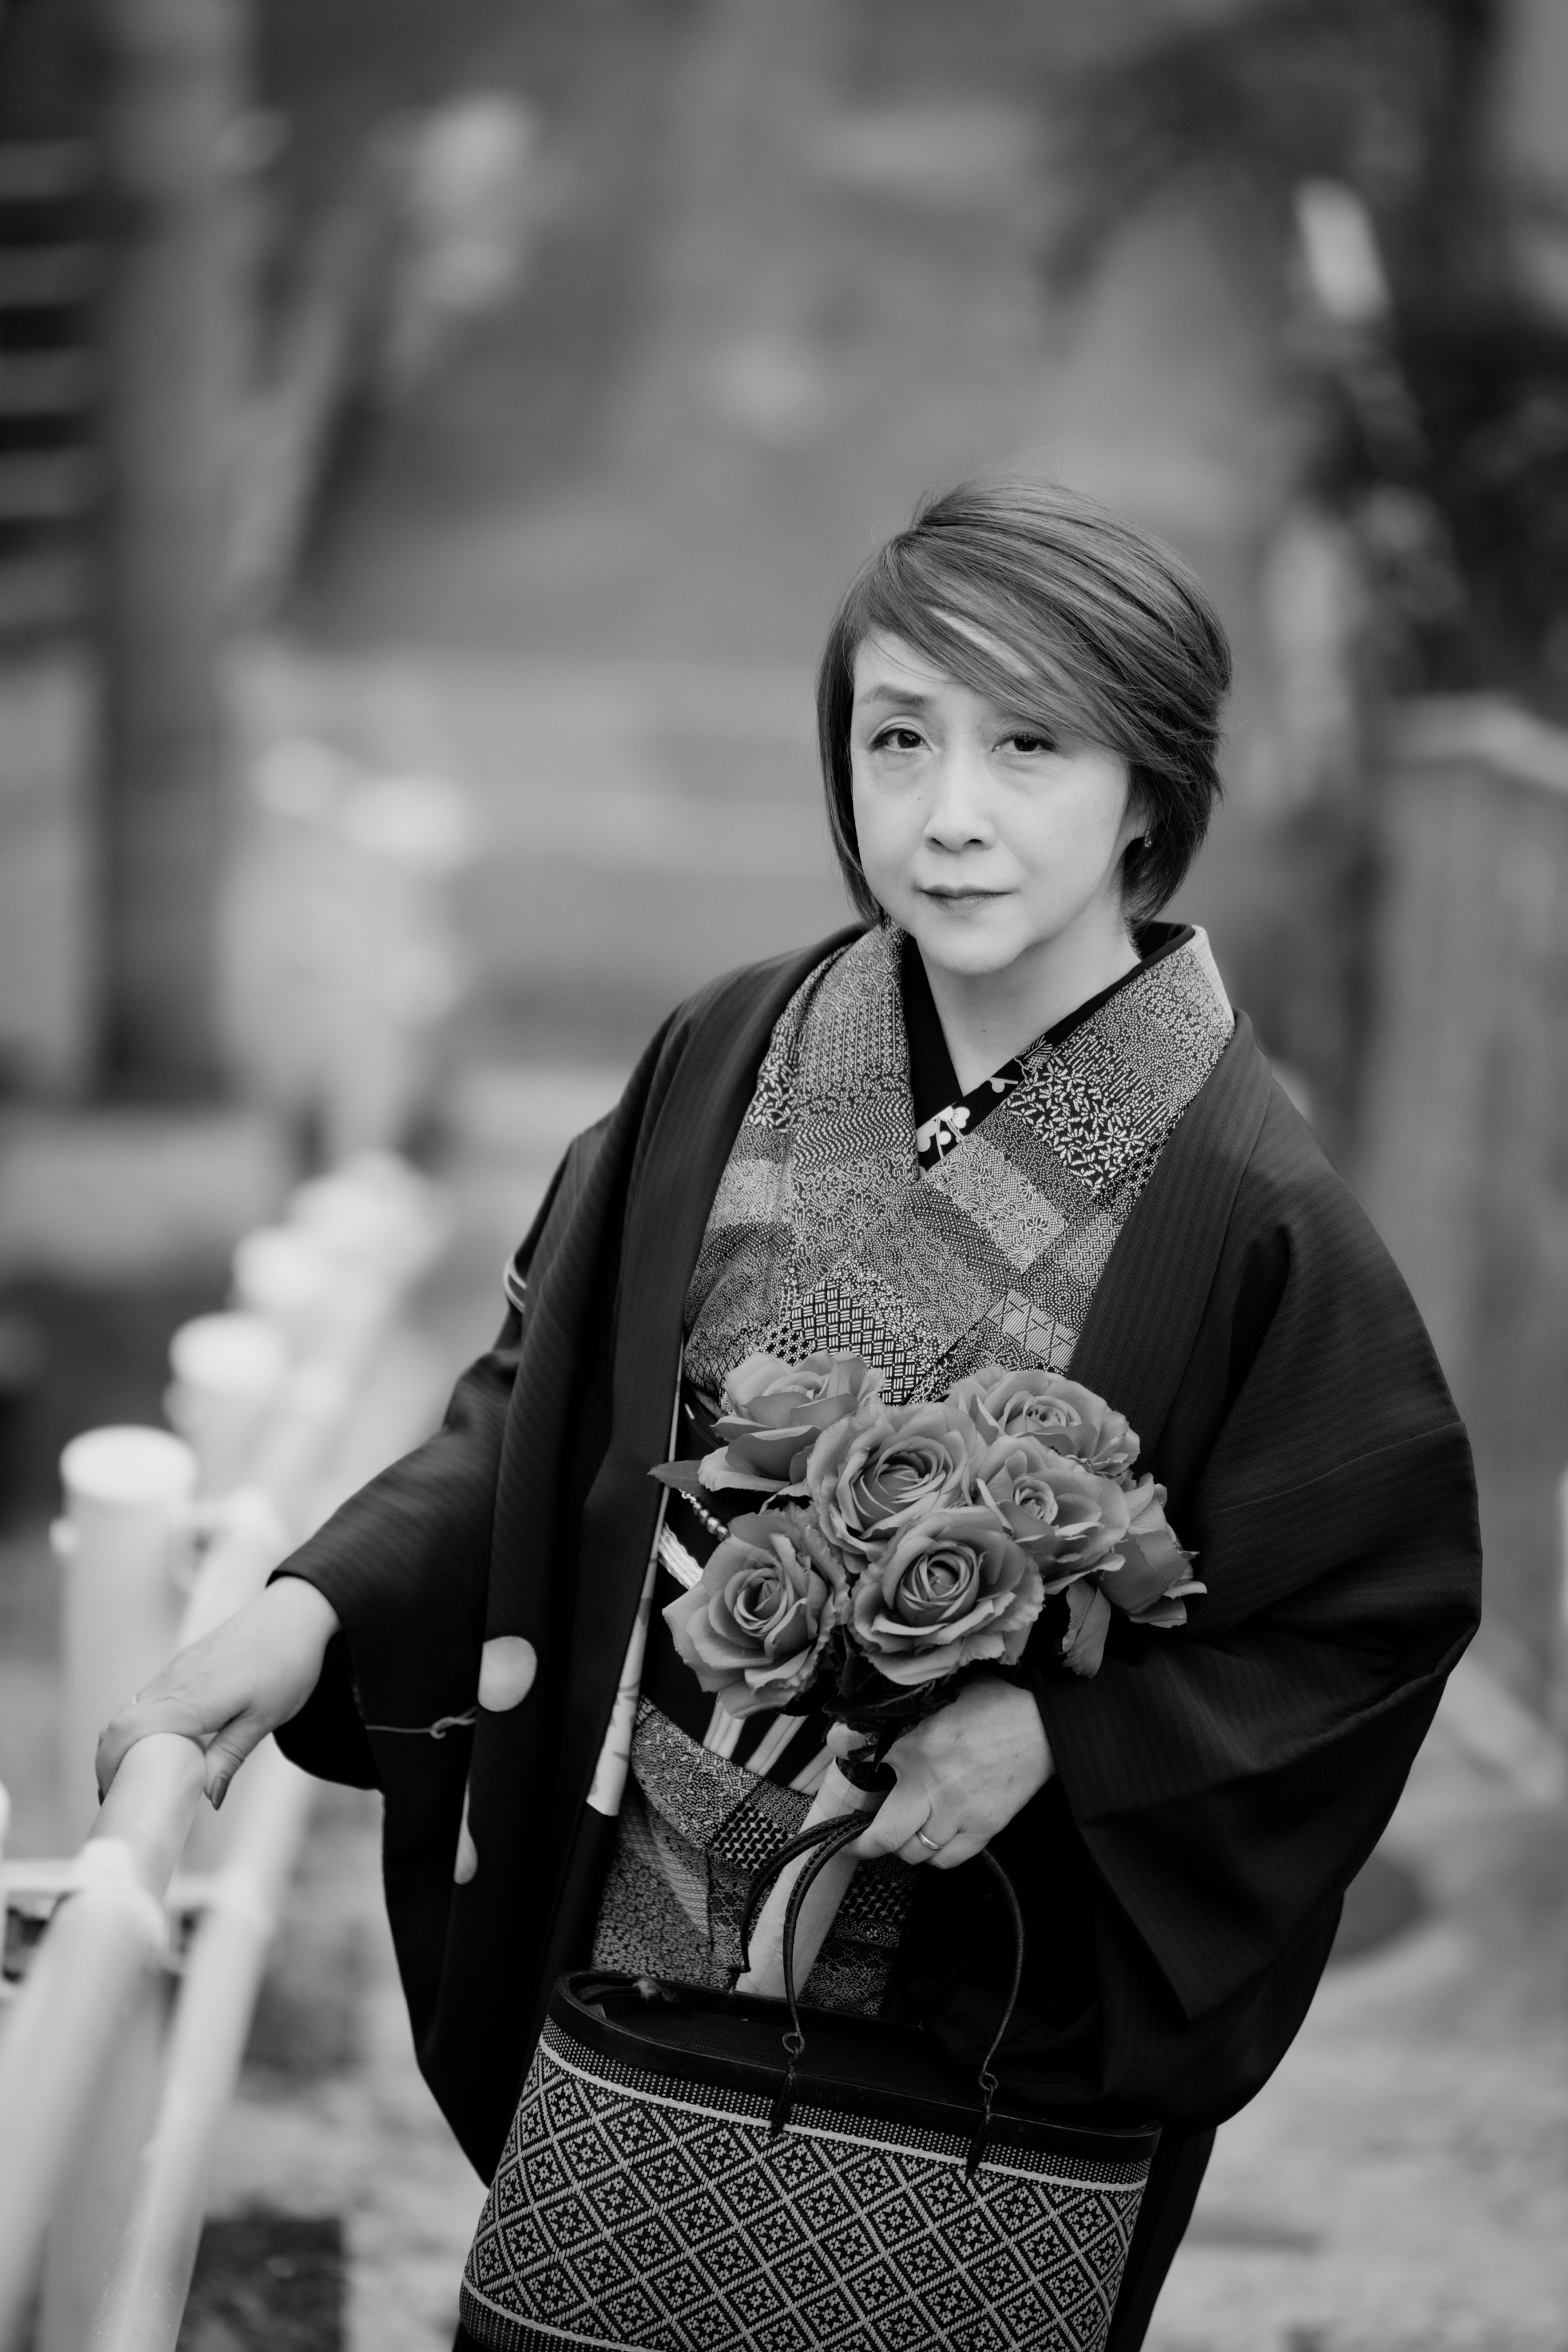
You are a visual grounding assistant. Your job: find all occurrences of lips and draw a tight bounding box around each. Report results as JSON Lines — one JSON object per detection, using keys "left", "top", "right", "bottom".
{"left": 919, "top": 887, "right": 1008, "bottom": 906}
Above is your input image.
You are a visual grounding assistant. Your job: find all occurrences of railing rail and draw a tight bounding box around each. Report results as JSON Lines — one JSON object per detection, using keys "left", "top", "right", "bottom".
{"left": 0, "top": 1151, "right": 450, "bottom": 2352}
{"left": 87, "top": 1743, "right": 315, "bottom": 2352}
{"left": 0, "top": 1737, "right": 204, "bottom": 2352}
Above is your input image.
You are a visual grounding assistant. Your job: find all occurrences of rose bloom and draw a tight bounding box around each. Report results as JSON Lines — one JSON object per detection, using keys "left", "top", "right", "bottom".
{"left": 663, "top": 1512, "right": 846, "bottom": 1717}
{"left": 953, "top": 1366, "right": 1140, "bottom": 1478}
{"left": 850, "top": 1506, "right": 1043, "bottom": 1687}
{"left": 806, "top": 1401, "right": 980, "bottom": 1555}
{"left": 708, "top": 1350, "right": 882, "bottom": 1485}
{"left": 1104, "top": 1476, "right": 1204, "bottom": 1625}
{"left": 971, "top": 1433, "right": 1132, "bottom": 1586}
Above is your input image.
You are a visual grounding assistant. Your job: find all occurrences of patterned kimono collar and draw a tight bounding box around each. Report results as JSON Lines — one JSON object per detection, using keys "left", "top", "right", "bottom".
{"left": 684, "top": 921, "right": 1234, "bottom": 1407}
{"left": 906, "top": 922, "right": 1194, "bottom": 1170}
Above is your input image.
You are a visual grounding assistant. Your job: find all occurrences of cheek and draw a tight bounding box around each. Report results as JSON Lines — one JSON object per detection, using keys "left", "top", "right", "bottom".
{"left": 849, "top": 765, "right": 915, "bottom": 880}
{"left": 1012, "top": 769, "right": 1130, "bottom": 890}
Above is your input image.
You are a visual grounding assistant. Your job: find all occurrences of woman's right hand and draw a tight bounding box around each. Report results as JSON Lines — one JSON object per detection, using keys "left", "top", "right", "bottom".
{"left": 95, "top": 1574, "right": 342, "bottom": 1811}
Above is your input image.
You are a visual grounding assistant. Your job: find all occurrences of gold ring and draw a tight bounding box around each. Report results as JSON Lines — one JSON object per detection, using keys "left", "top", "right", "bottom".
{"left": 915, "top": 1828, "right": 943, "bottom": 1852}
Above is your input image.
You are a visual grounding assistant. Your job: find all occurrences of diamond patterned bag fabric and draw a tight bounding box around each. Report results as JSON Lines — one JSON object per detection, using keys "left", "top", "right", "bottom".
{"left": 461, "top": 1997, "right": 1156, "bottom": 2352}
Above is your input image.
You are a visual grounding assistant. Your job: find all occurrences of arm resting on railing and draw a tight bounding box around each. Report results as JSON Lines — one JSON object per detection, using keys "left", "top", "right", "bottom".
{"left": 94, "top": 1581, "right": 342, "bottom": 1814}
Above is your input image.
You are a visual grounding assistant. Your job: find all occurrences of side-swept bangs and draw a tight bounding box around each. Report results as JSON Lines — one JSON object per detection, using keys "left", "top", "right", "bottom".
{"left": 816, "top": 479, "right": 1232, "bottom": 925}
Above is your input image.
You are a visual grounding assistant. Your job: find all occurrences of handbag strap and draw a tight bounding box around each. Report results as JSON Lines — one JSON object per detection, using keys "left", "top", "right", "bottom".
{"left": 738, "top": 1810, "right": 1027, "bottom": 2169}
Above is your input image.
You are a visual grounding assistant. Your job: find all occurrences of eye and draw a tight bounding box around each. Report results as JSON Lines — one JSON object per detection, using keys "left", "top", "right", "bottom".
{"left": 870, "top": 725, "right": 925, "bottom": 753}
{"left": 1000, "top": 727, "right": 1058, "bottom": 756}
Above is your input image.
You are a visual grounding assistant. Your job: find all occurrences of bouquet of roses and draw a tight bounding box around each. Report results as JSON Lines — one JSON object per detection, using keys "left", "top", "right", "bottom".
{"left": 653, "top": 1350, "right": 1202, "bottom": 1756}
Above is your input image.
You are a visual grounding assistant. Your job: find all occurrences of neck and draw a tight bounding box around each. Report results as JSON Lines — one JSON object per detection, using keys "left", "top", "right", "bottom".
{"left": 918, "top": 918, "right": 1141, "bottom": 1094}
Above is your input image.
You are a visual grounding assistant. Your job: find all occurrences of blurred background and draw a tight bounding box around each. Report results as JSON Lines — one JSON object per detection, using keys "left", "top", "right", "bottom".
{"left": 0, "top": 1, "right": 1566, "bottom": 2347}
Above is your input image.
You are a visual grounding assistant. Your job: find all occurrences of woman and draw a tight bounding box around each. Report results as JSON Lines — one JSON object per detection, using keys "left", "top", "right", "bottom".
{"left": 101, "top": 481, "right": 1480, "bottom": 2352}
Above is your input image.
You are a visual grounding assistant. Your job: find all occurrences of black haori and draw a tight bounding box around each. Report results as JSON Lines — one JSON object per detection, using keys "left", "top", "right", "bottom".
{"left": 273, "top": 923, "right": 1478, "bottom": 2187}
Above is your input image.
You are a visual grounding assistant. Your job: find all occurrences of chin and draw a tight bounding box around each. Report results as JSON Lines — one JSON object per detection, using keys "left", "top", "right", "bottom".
{"left": 905, "top": 908, "right": 1028, "bottom": 977}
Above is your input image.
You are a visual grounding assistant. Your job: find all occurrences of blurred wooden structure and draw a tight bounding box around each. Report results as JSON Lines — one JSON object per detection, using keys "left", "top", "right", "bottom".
{"left": 1497, "top": 0, "right": 1568, "bottom": 317}
{"left": 0, "top": 0, "right": 98, "bottom": 639}
{"left": 0, "top": 0, "right": 413, "bottom": 1102}
{"left": 1357, "top": 696, "right": 1568, "bottom": 1708}
{"left": 96, "top": 0, "right": 249, "bottom": 1093}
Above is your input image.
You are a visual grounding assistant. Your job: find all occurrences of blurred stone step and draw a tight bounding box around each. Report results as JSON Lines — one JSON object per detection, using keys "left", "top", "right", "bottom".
{"left": 0, "top": 548, "right": 90, "bottom": 632}
{"left": 0, "top": 245, "right": 97, "bottom": 309}
{"left": 0, "top": 449, "right": 96, "bottom": 522}
{"left": 0, "top": 142, "right": 95, "bottom": 203}
{"left": 0, "top": 350, "right": 96, "bottom": 417}
{"left": 439, "top": 1060, "right": 628, "bottom": 1286}
{"left": 0, "top": 1107, "right": 293, "bottom": 1284}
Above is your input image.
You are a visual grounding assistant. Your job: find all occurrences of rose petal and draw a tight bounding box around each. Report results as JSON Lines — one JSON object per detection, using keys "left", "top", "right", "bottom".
{"left": 1060, "top": 1581, "right": 1113, "bottom": 1676}
{"left": 697, "top": 1447, "right": 791, "bottom": 1493}
{"left": 1126, "top": 1595, "right": 1188, "bottom": 1628}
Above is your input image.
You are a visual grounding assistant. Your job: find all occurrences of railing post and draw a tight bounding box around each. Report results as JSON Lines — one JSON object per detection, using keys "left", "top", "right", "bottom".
{"left": 51, "top": 1430, "right": 198, "bottom": 1845}
{"left": 164, "top": 1313, "right": 287, "bottom": 1498}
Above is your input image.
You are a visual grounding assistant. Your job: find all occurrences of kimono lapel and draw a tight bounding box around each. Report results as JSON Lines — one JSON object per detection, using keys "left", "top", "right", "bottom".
{"left": 688, "top": 924, "right": 1236, "bottom": 1405}
{"left": 560, "top": 936, "right": 860, "bottom": 1823}
{"left": 1068, "top": 1014, "right": 1274, "bottom": 1476}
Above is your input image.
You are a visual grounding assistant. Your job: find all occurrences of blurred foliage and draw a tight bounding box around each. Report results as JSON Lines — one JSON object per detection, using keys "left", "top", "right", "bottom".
{"left": 1045, "top": 0, "right": 1501, "bottom": 306}
{"left": 1046, "top": 0, "right": 1568, "bottom": 713}
{"left": 1356, "top": 315, "right": 1568, "bottom": 707}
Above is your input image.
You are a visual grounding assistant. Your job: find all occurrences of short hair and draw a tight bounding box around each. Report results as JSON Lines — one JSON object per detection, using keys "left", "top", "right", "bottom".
{"left": 815, "top": 479, "right": 1232, "bottom": 926}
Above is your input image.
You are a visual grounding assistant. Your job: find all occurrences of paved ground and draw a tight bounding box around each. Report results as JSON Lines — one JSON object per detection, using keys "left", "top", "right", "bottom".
{"left": 1150, "top": 1731, "right": 1568, "bottom": 2352}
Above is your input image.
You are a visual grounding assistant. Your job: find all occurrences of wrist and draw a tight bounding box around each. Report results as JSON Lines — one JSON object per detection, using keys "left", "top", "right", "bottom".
{"left": 266, "top": 1572, "right": 341, "bottom": 1657}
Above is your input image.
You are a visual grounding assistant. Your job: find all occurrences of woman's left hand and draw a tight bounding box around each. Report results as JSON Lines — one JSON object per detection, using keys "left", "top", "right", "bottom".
{"left": 849, "top": 1676, "right": 1053, "bottom": 1870}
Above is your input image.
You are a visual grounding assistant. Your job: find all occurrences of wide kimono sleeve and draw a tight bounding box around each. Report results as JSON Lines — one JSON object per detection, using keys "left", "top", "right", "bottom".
{"left": 1031, "top": 1085, "right": 1481, "bottom": 2125}
{"left": 270, "top": 1015, "right": 660, "bottom": 1789}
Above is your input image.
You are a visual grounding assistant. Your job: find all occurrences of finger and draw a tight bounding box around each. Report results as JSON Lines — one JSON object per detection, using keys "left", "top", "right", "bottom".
{"left": 96, "top": 1688, "right": 258, "bottom": 1802}
{"left": 850, "top": 1784, "right": 935, "bottom": 1860}
{"left": 928, "top": 1826, "right": 991, "bottom": 1870}
{"left": 202, "top": 1714, "right": 268, "bottom": 1809}
{"left": 893, "top": 1828, "right": 952, "bottom": 1866}
{"left": 96, "top": 1695, "right": 214, "bottom": 1799}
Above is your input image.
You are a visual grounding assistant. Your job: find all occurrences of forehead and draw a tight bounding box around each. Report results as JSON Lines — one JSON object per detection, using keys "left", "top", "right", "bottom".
{"left": 851, "top": 618, "right": 1042, "bottom": 703}
{"left": 851, "top": 627, "right": 1007, "bottom": 703}
{"left": 851, "top": 631, "right": 949, "bottom": 697}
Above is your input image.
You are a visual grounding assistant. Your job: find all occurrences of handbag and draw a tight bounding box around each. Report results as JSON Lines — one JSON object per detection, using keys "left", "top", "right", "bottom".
{"left": 461, "top": 1813, "right": 1159, "bottom": 2352}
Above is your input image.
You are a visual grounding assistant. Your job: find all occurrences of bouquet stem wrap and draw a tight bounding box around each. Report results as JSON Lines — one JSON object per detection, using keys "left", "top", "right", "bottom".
{"left": 733, "top": 1759, "right": 880, "bottom": 2000}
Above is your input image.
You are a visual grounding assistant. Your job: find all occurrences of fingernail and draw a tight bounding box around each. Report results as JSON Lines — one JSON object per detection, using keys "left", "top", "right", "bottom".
{"left": 211, "top": 1777, "right": 228, "bottom": 1812}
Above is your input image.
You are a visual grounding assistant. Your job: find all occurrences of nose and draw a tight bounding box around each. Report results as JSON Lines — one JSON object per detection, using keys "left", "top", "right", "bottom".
{"left": 922, "top": 738, "right": 994, "bottom": 853}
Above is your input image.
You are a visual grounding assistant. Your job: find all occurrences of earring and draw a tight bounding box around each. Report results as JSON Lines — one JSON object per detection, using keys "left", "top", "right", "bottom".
{"left": 1141, "top": 831, "right": 1154, "bottom": 848}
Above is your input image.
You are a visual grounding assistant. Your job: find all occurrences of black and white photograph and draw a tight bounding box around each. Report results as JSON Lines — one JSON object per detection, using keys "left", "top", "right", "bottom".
{"left": 0, "top": 3, "right": 1564, "bottom": 2348}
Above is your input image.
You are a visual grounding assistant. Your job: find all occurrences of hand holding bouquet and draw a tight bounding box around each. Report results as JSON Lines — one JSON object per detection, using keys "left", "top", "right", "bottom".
{"left": 654, "top": 1351, "right": 1202, "bottom": 1746}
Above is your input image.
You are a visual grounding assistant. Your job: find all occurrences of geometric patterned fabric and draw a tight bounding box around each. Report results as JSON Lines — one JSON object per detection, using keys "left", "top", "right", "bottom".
{"left": 589, "top": 923, "right": 1233, "bottom": 2033}
{"left": 684, "top": 924, "right": 1234, "bottom": 1408}
{"left": 460, "top": 2022, "right": 1151, "bottom": 2352}
{"left": 591, "top": 1702, "right": 913, "bottom": 2015}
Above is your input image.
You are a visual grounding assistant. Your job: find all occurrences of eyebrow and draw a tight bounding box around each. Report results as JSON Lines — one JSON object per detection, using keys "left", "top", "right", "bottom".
{"left": 857, "top": 682, "right": 937, "bottom": 710}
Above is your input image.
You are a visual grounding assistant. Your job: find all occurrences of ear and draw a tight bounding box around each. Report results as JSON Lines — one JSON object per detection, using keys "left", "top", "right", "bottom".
{"left": 1118, "top": 763, "right": 1152, "bottom": 852}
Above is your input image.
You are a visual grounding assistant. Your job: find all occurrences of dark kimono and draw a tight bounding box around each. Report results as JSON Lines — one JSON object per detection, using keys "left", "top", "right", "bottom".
{"left": 273, "top": 921, "right": 1479, "bottom": 2340}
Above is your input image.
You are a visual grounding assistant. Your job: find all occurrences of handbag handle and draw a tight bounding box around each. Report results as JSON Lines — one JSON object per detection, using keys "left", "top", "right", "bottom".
{"left": 738, "top": 1812, "right": 1026, "bottom": 2174}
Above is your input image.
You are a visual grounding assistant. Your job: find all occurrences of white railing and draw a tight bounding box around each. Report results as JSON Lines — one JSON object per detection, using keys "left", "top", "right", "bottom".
{"left": 0, "top": 1151, "right": 450, "bottom": 2352}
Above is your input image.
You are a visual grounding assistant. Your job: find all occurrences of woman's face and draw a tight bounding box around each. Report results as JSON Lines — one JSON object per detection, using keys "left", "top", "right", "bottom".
{"left": 848, "top": 631, "right": 1142, "bottom": 983}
